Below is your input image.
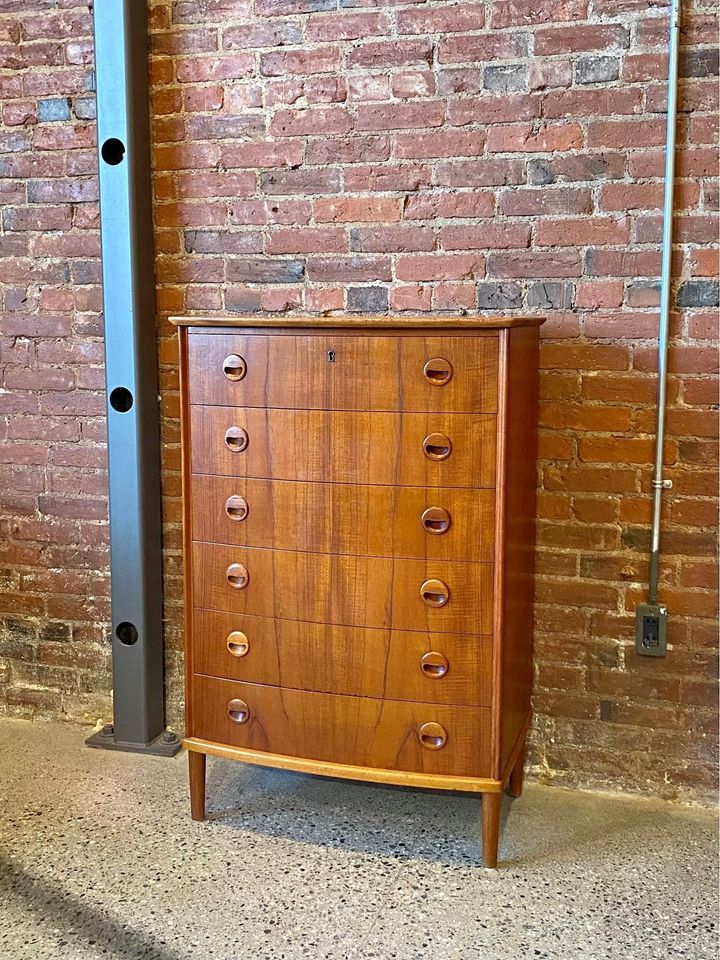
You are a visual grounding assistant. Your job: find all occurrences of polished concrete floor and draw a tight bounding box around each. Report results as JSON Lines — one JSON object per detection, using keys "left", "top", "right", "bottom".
{"left": 0, "top": 718, "right": 716, "bottom": 960}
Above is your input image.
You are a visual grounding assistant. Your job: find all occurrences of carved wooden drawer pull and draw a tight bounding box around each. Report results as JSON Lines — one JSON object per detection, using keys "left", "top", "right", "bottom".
{"left": 227, "top": 698, "right": 250, "bottom": 724}
{"left": 420, "top": 651, "right": 449, "bottom": 679}
{"left": 224, "top": 425, "right": 249, "bottom": 453}
{"left": 420, "top": 579, "right": 449, "bottom": 607}
{"left": 226, "top": 563, "right": 249, "bottom": 590}
{"left": 422, "top": 432, "right": 452, "bottom": 461}
{"left": 418, "top": 721, "right": 447, "bottom": 751}
{"left": 223, "top": 354, "right": 247, "bottom": 382}
{"left": 423, "top": 358, "right": 453, "bottom": 386}
{"left": 225, "top": 495, "right": 249, "bottom": 522}
{"left": 226, "top": 631, "right": 249, "bottom": 657}
{"left": 421, "top": 506, "right": 451, "bottom": 535}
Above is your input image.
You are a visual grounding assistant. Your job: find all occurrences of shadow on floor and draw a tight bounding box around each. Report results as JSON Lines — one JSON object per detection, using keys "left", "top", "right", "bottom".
{"left": 200, "top": 757, "right": 671, "bottom": 870}
{"left": 202, "top": 758, "right": 523, "bottom": 867}
{"left": 0, "top": 852, "right": 183, "bottom": 960}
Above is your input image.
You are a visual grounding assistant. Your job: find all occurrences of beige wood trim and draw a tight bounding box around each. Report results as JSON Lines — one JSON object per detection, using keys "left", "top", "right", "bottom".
{"left": 169, "top": 314, "right": 545, "bottom": 330}
{"left": 182, "top": 737, "right": 504, "bottom": 793}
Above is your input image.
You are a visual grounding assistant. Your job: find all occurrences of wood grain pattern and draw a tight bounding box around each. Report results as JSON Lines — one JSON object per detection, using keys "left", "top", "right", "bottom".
{"left": 190, "top": 674, "right": 492, "bottom": 777}
{"left": 193, "top": 541, "right": 494, "bottom": 634}
{"left": 183, "top": 737, "right": 504, "bottom": 793}
{"left": 177, "top": 316, "right": 542, "bottom": 866}
{"left": 481, "top": 792, "right": 502, "bottom": 868}
{"left": 190, "top": 475, "right": 496, "bottom": 562}
{"left": 172, "top": 315, "right": 545, "bottom": 330}
{"left": 190, "top": 406, "right": 497, "bottom": 488}
{"left": 188, "top": 749, "right": 206, "bottom": 821}
{"left": 192, "top": 609, "right": 493, "bottom": 705}
{"left": 187, "top": 334, "right": 499, "bottom": 412}
{"left": 496, "top": 326, "right": 540, "bottom": 778}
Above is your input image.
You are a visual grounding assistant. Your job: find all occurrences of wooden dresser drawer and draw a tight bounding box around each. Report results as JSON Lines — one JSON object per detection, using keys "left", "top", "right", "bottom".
{"left": 176, "top": 315, "right": 543, "bottom": 867}
{"left": 190, "top": 674, "right": 492, "bottom": 777}
{"left": 187, "top": 332, "right": 499, "bottom": 412}
{"left": 191, "top": 475, "right": 495, "bottom": 562}
{"left": 192, "top": 542, "right": 493, "bottom": 634}
{"left": 190, "top": 406, "right": 496, "bottom": 488}
{"left": 192, "top": 610, "right": 493, "bottom": 706}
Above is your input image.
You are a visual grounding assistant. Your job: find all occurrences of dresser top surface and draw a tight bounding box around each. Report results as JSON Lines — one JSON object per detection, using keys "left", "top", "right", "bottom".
{"left": 170, "top": 314, "right": 545, "bottom": 331}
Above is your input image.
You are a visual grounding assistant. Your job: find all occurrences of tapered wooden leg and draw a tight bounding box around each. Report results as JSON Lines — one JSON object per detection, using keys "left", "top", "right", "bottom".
{"left": 507, "top": 742, "right": 527, "bottom": 798}
{"left": 481, "top": 792, "right": 502, "bottom": 868}
{"left": 189, "top": 750, "right": 206, "bottom": 821}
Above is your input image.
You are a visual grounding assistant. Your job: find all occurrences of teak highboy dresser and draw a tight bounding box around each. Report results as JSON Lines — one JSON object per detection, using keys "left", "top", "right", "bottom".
{"left": 174, "top": 315, "right": 543, "bottom": 867}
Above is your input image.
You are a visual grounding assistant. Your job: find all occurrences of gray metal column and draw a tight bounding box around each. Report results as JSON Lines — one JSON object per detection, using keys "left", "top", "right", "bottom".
{"left": 86, "top": 1, "right": 179, "bottom": 754}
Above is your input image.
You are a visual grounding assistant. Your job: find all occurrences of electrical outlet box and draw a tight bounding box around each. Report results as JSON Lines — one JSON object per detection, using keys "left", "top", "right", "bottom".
{"left": 635, "top": 604, "right": 668, "bottom": 657}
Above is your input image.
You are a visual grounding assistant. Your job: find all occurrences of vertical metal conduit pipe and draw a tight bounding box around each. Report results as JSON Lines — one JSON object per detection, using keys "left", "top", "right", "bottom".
{"left": 636, "top": 0, "right": 681, "bottom": 656}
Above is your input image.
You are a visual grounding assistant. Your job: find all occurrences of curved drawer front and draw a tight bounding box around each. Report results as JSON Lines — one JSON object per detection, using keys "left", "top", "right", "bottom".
{"left": 190, "top": 406, "right": 496, "bottom": 488}
{"left": 192, "top": 610, "right": 493, "bottom": 706}
{"left": 191, "top": 475, "right": 496, "bottom": 562}
{"left": 191, "top": 674, "right": 492, "bottom": 778}
{"left": 192, "top": 541, "right": 493, "bottom": 635}
{"left": 187, "top": 332, "right": 499, "bottom": 412}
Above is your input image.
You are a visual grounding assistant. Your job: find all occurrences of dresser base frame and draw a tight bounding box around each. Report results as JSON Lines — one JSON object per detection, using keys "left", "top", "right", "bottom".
{"left": 183, "top": 712, "right": 529, "bottom": 868}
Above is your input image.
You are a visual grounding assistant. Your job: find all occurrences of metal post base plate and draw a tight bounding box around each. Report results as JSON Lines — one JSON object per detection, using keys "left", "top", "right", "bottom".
{"left": 86, "top": 724, "right": 183, "bottom": 757}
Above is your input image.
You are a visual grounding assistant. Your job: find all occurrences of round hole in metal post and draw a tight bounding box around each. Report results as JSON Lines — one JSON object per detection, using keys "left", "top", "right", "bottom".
{"left": 101, "top": 137, "right": 126, "bottom": 165}
{"left": 109, "top": 387, "right": 133, "bottom": 412}
{"left": 116, "top": 622, "right": 138, "bottom": 646}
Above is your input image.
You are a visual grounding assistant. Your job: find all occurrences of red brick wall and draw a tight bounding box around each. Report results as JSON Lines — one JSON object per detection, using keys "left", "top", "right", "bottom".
{"left": 0, "top": 3, "right": 109, "bottom": 719}
{"left": 1, "top": 0, "right": 718, "bottom": 802}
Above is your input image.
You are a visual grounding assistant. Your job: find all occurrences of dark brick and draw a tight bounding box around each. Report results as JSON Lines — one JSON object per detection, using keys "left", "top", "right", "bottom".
{"left": 39, "top": 622, "right": 71, "bottom": 643}
{"left": 4, "top": 619, "right": 36, "bottom": 642}
{"left": 37, "top": 98, "right": 71, "bottom": 122}
{"left": 527, "top": 159, "right": 554, "bottom": 186}
{"left": 676, "top": 281, "right": 719, "bottom": 308}
{"left": 599, "top": 700, "right": 616, "bottom": 722}
{"left": 477, "top": 282, "right": 524, "bottom": 310}
{"left": 0, "top": 636, "right": 37, "bottom": 661}
{"left": 575, "top": 57, "right": 620, "bottom": 85}
{"left": 225, "top": 287, "right": 262, "bottom": 312}
{"left": 73, "top": 97, "right": 96, "bottom": 120}
{"left": 528, "top": 281, "right": 575, "bottom": 310}
{"left": 226, "top": 258, "right": 305, "bottom": 283}
{"left": 347, "top": 286, "right": 388, "bottom": 312}
{"left": 680, "top": 48, "right": 719, "bottom": 78}
{"left": 484, "top": 64, "right": 527, "bottom": 92}
{"left": 70, "top": 261, "right": 101, "bottom": 285}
